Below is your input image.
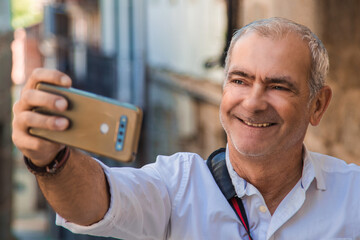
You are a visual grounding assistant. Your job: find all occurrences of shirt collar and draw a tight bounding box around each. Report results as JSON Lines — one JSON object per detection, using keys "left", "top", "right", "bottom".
{"left": 302, "top": 146, "right": 326, "bottom": 191}
{"left": 225, "top": 146, "right": 248, "bottom": 197}
{"left": 225, "top": 145, "right": 326, "bottom": 198}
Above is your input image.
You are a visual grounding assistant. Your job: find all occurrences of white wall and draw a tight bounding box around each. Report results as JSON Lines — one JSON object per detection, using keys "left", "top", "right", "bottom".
{"left": 147, "top": 0, "right": 227, "bottom": 83}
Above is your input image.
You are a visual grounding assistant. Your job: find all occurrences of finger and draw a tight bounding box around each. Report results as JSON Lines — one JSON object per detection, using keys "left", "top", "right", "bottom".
{"left": 12, "top": 128, "right": 64, "bottom": 165}
{"left": 15, "top": 111, "right": 69, "bottom": 132}
{"left": 12, "top": 128, "right": 59, "bottom": 152}
{"left": 20, "top": 89, "right": 68, "bottom": 112}
{"left": 25, "top": 68, "right": 72, "bottom": 91}
{"left": 12, "top": 100, "right": 21, "bottom": 115}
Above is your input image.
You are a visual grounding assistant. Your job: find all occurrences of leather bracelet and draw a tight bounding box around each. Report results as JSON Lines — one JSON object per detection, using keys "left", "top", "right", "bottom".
{"left": 24, "top": 146, "right": 70, "bottom": 177}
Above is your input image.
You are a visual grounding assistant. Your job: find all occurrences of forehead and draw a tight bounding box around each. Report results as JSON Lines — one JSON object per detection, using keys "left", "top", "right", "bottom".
{"left": 228, "top": 32, "right": 311, "bottom": 79}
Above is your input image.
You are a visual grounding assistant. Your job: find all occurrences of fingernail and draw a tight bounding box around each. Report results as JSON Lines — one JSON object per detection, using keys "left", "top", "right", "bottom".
{"left": 55, "top": 118, "right": 68, "bottom": 128}
{"left": 61, "top": 76, "right": 71, "bottom": 85}
{"left": 55, "top": 99, "right": 67, "bottom": 110}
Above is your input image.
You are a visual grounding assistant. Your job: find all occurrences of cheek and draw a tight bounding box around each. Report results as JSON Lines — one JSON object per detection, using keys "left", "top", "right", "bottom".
{"left": 221, "top": 88, "right": 242, "bottom": 110}
{"left": 220, "top": 92, "right": 231, "bottom": 114}
{"left": 274, "top": 99, "right": 310, "bottom": 126}
{"left": 219, "top": 92, "right": 236, "bottom": 128}
{"left": 265, "top": 93, "right": 301, "bottom": 121}
{"left": 219, "top": 100, "right": 229, "bottom": 127}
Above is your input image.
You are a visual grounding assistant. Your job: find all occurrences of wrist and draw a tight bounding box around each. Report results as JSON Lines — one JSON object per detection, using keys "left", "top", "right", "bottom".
{"left": 24, "top": 146, "right": 70, "bottom": 177}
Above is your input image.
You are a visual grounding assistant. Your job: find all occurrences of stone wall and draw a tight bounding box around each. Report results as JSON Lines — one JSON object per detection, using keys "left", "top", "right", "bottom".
{"left": 241, "top": 0, "right": 319, "bottom": 34}
{"left": 307, "top": 0, "right": 360, "bottom": 164}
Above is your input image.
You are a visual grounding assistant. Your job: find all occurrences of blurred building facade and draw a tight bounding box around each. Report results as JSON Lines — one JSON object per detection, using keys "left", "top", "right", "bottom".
{"left": 10, "top": 0, "right": 360, "bottom": 239}
{"left": 39, "top": 0, "right": 229, "bottom": 166}
{"left": 0, "top": 0, "right": 13, "bottom": 239}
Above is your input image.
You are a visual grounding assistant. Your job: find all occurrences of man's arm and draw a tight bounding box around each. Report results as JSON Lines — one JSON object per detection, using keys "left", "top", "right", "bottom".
{"left": 37, "top": 149, "right": 110, "bottom": 226}
{"left": 12, "top": 68, "right": 110, "bottom": 226}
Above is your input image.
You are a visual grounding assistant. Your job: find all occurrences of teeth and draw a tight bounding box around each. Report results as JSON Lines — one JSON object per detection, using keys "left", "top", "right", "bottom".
{"left": 243, "top": 121, "right": 271, "bottom": 128}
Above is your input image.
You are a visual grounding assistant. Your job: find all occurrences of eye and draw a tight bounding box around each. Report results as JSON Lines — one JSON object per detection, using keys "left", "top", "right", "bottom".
{"left": 232, "top": 79, "right": 245, "bottom": 85}
{"left": 271, "top": 85, "right": 289, "bottom": 91}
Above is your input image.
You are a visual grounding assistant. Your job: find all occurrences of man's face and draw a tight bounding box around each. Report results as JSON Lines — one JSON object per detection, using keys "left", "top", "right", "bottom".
{"left": 220, "top": 32, "right": 313, "bottom": 158}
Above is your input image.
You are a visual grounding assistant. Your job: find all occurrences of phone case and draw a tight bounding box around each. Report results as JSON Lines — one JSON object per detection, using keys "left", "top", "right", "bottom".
{"left": 29, "top": 83, "right": 143, "bottom": 162}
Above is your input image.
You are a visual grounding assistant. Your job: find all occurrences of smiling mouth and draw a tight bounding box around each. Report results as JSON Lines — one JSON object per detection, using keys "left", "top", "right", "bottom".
{"left": 239, "top": 119, "right": 275, "bottom": 128}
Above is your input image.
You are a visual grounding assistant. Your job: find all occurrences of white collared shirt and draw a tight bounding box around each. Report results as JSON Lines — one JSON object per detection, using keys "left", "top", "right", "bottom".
{"left": 57, "top": 147, "right": 360, "bottom": 240}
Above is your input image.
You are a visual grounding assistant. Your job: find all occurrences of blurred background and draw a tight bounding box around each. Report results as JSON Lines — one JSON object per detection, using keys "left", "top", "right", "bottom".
{"left": 1, "top": 0, "right": 359, "bottom": 239}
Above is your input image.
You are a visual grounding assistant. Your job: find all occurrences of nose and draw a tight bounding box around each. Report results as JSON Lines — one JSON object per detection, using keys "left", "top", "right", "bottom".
{"left": 241, "top": 84, "right": 268, "bottom": 113}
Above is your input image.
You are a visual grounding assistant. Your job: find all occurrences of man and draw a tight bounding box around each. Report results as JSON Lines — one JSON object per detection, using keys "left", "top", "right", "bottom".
{"left": 12, "top": 17, "right": 360, "bottom": 239}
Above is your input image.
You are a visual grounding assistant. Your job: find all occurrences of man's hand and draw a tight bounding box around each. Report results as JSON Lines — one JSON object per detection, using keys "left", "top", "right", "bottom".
{"left": 12, "top": 68, "right": 72, "bottom": 166}
{"left": 12, "top": 68, "right": 110, "bottom": 226}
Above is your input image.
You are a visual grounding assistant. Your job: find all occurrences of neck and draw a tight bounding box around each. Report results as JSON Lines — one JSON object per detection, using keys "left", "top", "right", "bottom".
{"left": 229, "top": 145, "right": 304, "bottom": 215}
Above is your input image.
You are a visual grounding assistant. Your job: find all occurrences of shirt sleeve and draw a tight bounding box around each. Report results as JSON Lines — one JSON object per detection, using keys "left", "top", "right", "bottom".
{"left": 56, "top": 158, "right": 172, "bottom": 240}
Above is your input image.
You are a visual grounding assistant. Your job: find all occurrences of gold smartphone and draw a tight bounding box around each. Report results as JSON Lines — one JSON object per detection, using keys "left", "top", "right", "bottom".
{"left": 29, "top": 83, "right": 143, "bottom": 162}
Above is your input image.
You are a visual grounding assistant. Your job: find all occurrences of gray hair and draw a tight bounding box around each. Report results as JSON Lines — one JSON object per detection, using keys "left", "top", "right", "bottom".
{"left": 224, "top": 17, "right": 329, "bottom": 99}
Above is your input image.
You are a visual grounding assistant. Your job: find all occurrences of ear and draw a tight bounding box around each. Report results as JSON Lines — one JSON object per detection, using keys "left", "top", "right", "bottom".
{"left": 309, "top": 86, "right": 332, "bottom": 126}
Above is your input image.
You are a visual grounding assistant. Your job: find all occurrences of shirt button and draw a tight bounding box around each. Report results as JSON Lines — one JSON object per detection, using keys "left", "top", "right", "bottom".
{"left": 259, "top": 205, "right": 267, "bottom": 213}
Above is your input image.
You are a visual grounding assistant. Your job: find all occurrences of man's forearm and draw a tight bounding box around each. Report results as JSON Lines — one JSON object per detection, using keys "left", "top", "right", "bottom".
{"left": 37, "top": 148, "right": 110, "bottom": 226}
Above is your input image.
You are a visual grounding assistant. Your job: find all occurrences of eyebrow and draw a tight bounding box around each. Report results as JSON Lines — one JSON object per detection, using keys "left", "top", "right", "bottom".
{"left": 227, "top": 70, "right": 255, "bottom": 80}
{"left": 228, "top": 69, "right": 300, "bottom": 94}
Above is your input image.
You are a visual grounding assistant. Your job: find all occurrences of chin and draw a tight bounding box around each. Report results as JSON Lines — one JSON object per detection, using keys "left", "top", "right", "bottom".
{"left": 228, "top": 135, "right": 273, "bottom": 158}
{"left": 233, "top": 144, "right": 270, "bottom": 158}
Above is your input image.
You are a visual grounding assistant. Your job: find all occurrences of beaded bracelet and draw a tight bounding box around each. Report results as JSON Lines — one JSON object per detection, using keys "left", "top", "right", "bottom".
{"left": 24, "top": 146, "right": 70, "bottom": 177}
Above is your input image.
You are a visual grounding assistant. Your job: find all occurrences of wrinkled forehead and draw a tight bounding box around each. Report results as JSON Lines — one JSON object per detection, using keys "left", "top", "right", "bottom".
{"left": 227, "top": 32, "right": 312, "bottom": 85}
{"left": 228, "top": 30, "right": 311, "bottom": 69}
{"left": 225, "top": 27, "right": 310, "bottom": 73}
{"left": 231, "top": 31, "right": 311, "bottom": 64}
